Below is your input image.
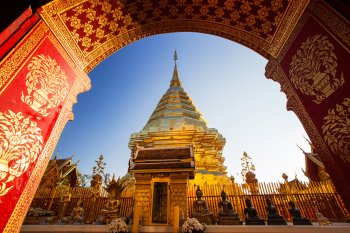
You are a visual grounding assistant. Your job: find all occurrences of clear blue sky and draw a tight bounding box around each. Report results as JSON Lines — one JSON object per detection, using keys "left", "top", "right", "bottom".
{"left": 54, "top": 32, "right": 310, "bottom": 183}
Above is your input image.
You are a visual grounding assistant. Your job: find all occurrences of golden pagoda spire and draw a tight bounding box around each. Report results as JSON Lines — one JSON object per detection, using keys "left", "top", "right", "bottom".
{"left": 140, "top": 51, "right": 206, "bottom": 132}
{"left": 129, "top": 52, "right": 229, "bottom": 186}
{"left": 170, "top": 50, "right": 182, "bottom": 87}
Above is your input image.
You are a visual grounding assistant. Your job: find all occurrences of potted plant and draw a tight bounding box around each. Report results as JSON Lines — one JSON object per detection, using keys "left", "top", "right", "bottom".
{"left": 107, "top": 218, "right": 129, "bottom": 233}
{"left": 181, "top": 218, "right": 206, "bottom": 233}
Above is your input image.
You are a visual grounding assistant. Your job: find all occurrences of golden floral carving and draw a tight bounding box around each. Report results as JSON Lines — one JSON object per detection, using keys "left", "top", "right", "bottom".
{"left": 271, "top": 0, "right": 284, "bottom": 11}
{"left": 0, "top": 23, "right": 48, "bottom": 94}
{"left": 0, "top": 110, "right": 43, "bottom": 196}
{"left": 322, "top": 98, "right": 350, "bottom": 165}
{"left": 2, "top": 22, "right": 91, "bottom": 232}
{"left": 40, "top": 0, "right": 293, "bottom": 71}
{"left": 21, "top": 54, "right": 69, "bottom": 117}
{"left": 289, "top": 34, "right": 345, "bottom": 104}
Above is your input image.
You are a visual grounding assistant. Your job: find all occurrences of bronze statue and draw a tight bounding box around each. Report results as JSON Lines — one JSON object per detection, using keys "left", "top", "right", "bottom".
{"left": 69, "top": 199, "right": 85, "bottom": 224}
{"left": 243, "top": 198, "right": 265, "bottom": 225}
{"left": 192, "top": 186, "right": 213, "bottom": 225}
{"left": 86, "top": 173, "right": 102, "bottom": 223}
{"left": 101, "top": 175, "right": 127, "bottom": 223}
{"left": 265, "top": 197, "right": 287, "bottom": 225}
{"left": 101, "top": 197, "right": 119, "bottom": 223}
{"left": 288, "top": 200, "right": 312, "bottom": 225}
{"left": 217, "top": 190, "right": 242, "bottom": 225}
{"left": 58, "top": 186, "right": 71, "bottom": 221}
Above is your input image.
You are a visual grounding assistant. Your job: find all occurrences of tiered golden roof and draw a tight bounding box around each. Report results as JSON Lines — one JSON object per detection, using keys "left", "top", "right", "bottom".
{"left": 129, "top": 52, "right": 229, "bottom": 185}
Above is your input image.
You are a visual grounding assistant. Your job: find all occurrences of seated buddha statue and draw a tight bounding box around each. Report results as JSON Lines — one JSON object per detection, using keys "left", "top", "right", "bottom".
{"left": 244, "top": 198, "right": 265, "bottom": 225}
{"left": 265, "top": 197, "right": 287, "bottom": 225}
{"left": 288, "top": 201, "right": 312, "bottom": 225}
{"left": 217, "top": 190, "right": 242, "bottom": 225}
{"left": 70, "top": 199, "right": 85, "bottom": 224}
{"left": 101, "top": 197, "right": 120, "bottom": 223}
{"left": 192, "top": 186, "right": 213, "bottom": 225}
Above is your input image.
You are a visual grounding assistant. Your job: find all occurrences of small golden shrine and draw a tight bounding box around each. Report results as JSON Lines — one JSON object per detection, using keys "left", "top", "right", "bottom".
{"left": 129, "top": 146, "right": 195, "bottom": 225}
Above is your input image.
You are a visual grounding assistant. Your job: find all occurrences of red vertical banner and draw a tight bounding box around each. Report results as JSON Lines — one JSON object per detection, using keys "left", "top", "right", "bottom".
{"left": 0, "top": 21, "right": 90, "bottom": 232}
{"left": 267, "top": 1, "right": 350, "bottom": 209}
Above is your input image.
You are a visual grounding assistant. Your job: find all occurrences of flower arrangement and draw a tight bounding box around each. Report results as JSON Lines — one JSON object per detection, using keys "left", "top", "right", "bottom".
{"left": 107, "top": 218, "right": 129, "bottom": 233}
{"left": 181, "top": 218, "right": 205, "bottom": 233}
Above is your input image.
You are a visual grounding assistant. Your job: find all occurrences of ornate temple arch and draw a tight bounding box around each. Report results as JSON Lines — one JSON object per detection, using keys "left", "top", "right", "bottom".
{"left": 38, "top": 0, "right": 307, "bottom": 71}
{"left": 0, "top": 0, "right": 350, "bottom": 232}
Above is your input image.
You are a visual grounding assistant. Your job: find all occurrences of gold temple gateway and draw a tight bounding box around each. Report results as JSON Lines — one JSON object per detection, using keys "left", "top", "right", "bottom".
{"left": 129, "top": 51, "right": 229, "bottom": 187}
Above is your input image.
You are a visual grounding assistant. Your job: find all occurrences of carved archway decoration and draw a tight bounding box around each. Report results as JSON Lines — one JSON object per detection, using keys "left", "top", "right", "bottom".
{"left": 39, "top": 0, "right": 308, "bottom": 71}
{"left": 1, "top": 0, "right": 350, "bottom": 232}
{"left": 289, "top": 34, "right": 344, "bottom": 104}
{"left": 21, "top": 54, "right": 69, "bottom": 117}
{"left": 322, "top": 98, "right": 350, "bottom": 165}
{"left": 0, "top": 110, "right": 43, "bottom": 196}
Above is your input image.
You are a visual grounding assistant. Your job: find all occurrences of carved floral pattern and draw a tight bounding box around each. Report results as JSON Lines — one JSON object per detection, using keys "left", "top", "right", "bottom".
{"left": 59, "top": 0, "right": 288, "bottom": 54}
{"left": 322, "top": 98, "right": 350, "bottom": 165}
{"left": 0, "top": 110, "right": 43, "bottom": 196}
{"left": 21, "top": 54, "right": 69, "bottom": 117}
{"left": 289, "top": 34, "right": 345, "bottom": 104}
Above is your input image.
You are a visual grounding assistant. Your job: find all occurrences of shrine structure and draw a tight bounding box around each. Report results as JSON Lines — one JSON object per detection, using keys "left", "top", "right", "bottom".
{"left": 128, "top": 52, "right": 229, "bottom": 225}
{"left": 1, "top": 0, "right": 350, "bottom": 232}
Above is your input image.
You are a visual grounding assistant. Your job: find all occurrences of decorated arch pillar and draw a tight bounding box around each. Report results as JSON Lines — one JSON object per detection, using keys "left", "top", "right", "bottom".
{"left": 265, "top": 0, "right": 350, "bottom": 211}
{"left": 0, "top": 20, "right": 91, "bottom": 232}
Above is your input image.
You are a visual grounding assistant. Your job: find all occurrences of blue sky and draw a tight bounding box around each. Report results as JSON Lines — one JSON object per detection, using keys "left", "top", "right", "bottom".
{"left": 55, "top": 32, "right": 310, "bottom": 183}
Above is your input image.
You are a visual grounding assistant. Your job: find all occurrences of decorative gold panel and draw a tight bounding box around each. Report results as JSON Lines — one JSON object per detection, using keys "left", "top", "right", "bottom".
{"left": 39, "top": 0, "right": 309, "bottom": 71}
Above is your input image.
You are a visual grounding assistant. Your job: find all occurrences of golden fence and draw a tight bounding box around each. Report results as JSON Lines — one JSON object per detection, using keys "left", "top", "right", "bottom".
{"left": 186, "top": 181, "right": 350, "bottom": 222}
{"left": 31, "top": 186, "right": 135, "bottom": 221}
{"left": 29, "top": 181, "right": 350, "bottom": 222}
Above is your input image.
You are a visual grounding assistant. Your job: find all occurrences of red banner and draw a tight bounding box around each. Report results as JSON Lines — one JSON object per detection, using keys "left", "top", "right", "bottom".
{"left": 281, "top": 15, "right": 350, "bottom": 165}
{"left": 272, "top": 1, "right": 350, "bottom": 209}
{"left": 0, "top": 21, "right": 90, "bottom": 232}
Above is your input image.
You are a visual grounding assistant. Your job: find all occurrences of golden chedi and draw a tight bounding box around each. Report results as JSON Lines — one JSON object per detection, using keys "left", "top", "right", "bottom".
{"left": 129, "top": 51, "right": 229, "bottom": 186}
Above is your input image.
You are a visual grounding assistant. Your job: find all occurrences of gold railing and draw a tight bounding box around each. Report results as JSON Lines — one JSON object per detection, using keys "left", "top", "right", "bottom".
{"left": 186, "top": 181, "right": 350, "bottom": 222}
{"left": 29, "top": 181, "right": 350, "bottom": 222}
{"left": 31, "top": 186, "right": 135, "bottom": 220}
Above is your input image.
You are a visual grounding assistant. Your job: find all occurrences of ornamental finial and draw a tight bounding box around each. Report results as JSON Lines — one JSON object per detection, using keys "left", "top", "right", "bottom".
{"left": 174, "top": 50, "right": 178, "bottom": 63}
{"left": 170, "top": 50, "right": 182, "bottom": 87}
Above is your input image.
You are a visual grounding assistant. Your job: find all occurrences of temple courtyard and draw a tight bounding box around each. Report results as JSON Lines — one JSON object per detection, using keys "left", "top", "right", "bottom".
{"left": 21, "top": 223, "right": 350, "bottom": 233}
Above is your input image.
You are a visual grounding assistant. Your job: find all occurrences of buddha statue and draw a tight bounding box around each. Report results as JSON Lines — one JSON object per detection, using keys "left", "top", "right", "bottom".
{"left": 70, "top": 199, "right": 85, "bottom": 224}
{"left": 288, "top": 200, "right": 312, "bottom": 225}
{"left": 265, "top": 197, "right": 287, "bottom": 225}
{"left": 86, "top": 174, "right": 102, "bottom": 223}
{"left": 101, "top": 193, "right": 120, "bottom": 223}
{"left": 58, "top": 187, "right": 71, "bottom": 221}
{"left": 192, "top": 186, "right": 213, "bottom": 225}
{"left": 243, "top": 198, "right": 265, "bottom": 225}
{"left": 217, "top": 190, "right": 242, "bottom": 225}
{"left": 315, "top": 208, "right": 331, "bottom": 225}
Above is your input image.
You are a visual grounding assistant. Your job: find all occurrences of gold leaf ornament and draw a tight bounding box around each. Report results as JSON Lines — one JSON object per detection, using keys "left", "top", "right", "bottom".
{"left": 289, "top": 34, "right": 345, "bottom": 104}
{"left": 21, "top": 54, "right": 69, "bottom": 117}
{"left": 0, "top": 110, "right": 43, "bottom": 196}
{"left": 322, "top": 98, "right": 350, "bottom": 164}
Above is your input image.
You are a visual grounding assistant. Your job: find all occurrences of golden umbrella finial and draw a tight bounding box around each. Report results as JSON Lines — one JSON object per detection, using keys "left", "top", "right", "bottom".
{"left": 170, "top": 50, "right": 182, "bottom": 87}
{"left": 174, "top": 50, "right": 178, "bottom": 62}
